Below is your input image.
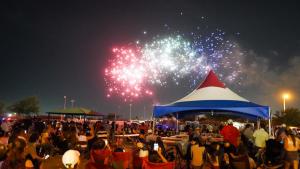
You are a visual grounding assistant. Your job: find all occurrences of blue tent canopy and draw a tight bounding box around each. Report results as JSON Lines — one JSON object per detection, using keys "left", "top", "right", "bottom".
{"left": 153, "top": 100, "right": 269, "bottom": 119}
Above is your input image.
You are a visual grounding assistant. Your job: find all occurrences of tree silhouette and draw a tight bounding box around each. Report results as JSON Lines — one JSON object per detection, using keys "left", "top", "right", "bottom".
{"left": 8, "top": 96, "right": 40, "bottom": 115}
{"left": 0, "top": 102, "right": 5, "bottom": 115}
{"left": 273, "top": 108, "right": 300, "bottom": 126}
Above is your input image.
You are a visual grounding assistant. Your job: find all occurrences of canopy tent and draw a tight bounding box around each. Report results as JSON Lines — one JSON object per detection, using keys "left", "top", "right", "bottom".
{"left": 47, "top": 107, "right": 104, "bottom": 119}
{"left": 153, "top": 70, "right": 270, "bottom": 120}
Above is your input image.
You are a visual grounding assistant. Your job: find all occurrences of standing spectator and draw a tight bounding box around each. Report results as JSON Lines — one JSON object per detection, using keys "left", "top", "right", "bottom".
{"left": 190, "top": 137, "right": 205, "bottom": 169}
{"left": 220, "top": 119, "right": 240, "bottom": 147}
{"left": 193, "top": 127, "right": 201, "bottom": 138}
{"left": 253, "top": 123, "right": 269, "bottom": 149}
{"left": 253, "top": 123, "right": 269, "bottom": 165}
{"left": 283, "top": 129, "right": 299, "bottom": 169}
{"left": 243, "top": 124, "right": 254, "bottom": 142}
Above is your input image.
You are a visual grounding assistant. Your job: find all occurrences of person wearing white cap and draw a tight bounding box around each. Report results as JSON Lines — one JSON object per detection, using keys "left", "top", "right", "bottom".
{"left": 146, "top": 129, "right": 157, "bottom": 142}
{"left": 62, "top": 150, "right": 80, "bottom": 169}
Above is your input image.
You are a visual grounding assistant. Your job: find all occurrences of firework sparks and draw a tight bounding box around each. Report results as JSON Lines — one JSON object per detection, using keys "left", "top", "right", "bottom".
{"left": 141, "top": 35, "right": 208, "bottom": 85}
{"left": 104, "top": 47, "right": 153, "bottom": 101}
{"left": 104, "top": 29, "right": 243, "bottom": 101}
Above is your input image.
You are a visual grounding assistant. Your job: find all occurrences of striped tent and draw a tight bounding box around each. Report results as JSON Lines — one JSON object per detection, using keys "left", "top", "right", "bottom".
{"left": 153, "top": 70, "right": 269, "bottom": 119}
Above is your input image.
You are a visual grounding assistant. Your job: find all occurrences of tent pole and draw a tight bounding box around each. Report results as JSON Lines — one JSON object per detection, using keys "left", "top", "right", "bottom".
{"left": 257, "top": 118, "right": 260, "bottom": 129}
{"left": 268, "top": 107, "right": 272, "bottom": 136}
{"left": 152, "top": 112, "right": 155, "bottom": 132}
{"left": 176, "top": 112, "right": 179, "bottom": 134}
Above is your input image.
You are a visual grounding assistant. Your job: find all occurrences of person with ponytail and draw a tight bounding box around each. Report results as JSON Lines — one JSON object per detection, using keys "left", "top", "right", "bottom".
{"left": 283, "top": 128, "right": 299, "bottom": 169}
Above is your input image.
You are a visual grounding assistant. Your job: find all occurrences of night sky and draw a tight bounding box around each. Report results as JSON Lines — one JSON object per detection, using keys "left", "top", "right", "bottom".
{"left": 1, "top": 1, "right": 300, "bottom": 118}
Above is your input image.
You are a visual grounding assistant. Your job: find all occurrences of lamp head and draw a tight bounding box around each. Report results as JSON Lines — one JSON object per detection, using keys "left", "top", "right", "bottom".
{"left": 283, "top": 93, "right": 290, "bottom": 99}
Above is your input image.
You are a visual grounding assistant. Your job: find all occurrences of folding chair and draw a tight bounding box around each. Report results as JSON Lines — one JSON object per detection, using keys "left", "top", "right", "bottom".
{"left": 112, "top": 151, "right": 132, "bottom": 169}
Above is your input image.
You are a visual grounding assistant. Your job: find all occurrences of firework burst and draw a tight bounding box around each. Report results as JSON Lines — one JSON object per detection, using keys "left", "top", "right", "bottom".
{"left": 104, "top": 29, "right": 243, "bottom": 101}
{"left": 104, "top": 47, "right": 153, "bottom": 101}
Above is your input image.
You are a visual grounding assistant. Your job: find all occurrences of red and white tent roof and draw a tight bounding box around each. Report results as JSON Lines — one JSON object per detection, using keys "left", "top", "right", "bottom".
{"left": 173, "top": 70, "right": 248, "bottom": 103}
{"left": 154, "top": 70, "right": 269, "bottom": 119}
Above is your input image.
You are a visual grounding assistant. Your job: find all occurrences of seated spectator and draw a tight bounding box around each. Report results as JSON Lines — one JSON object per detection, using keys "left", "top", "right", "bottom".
{"left": 148, "top": 147, "right": 168, "bottom": 163}
{"left": 85, "top": 139, "right": 112, "bottom": 169}
{"left": 137, "top": 142, "right": 148, "bottom": 158}
{"left": 0, "top": 130, "right": 8, "bottom": 146}
{"left": 24, "top": 133, "right": 43, "bottom": 168}
{"left": 62, "top": 149, "right": 80, "bottom": 169}
{"left": 112, "top": 147, "right": 131, "bottom": 169}
{"left": 133, "top": 142, "right": 148, "bottom": 168}
{"left": 77, "top": 130, "right": 88, "bottom": 152}
{"left": 25, "top": 155, "right": 35, "bottom": 169}
{"left": 155, "top": 137, "right": 167, "bottom": 158}
{"left": 0, "top": 144, "right": 7, "bottom": 168}
{"left": 1, "top": 138, "right": 27, "bottom": 169}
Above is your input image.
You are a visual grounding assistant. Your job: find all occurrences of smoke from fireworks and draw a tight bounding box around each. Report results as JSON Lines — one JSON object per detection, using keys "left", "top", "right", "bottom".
{"left": 104, "top": 30, "right": 243, "bottom": 101}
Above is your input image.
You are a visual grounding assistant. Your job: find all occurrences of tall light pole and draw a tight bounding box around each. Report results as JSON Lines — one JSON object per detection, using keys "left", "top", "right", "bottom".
{"left": 282, "top": 93, "right": 289, "bottom": 112}
{"left": 143, "top": 106, "right": 146, "bottom": 120}
{"left": 129, "top": 103, "right": 132, "bottom": 121}
{"left": 70, "top": 99, "right": 75, "bottom": 108}
{"left": 63, "top": 96, "right": 67, "bottom": 109}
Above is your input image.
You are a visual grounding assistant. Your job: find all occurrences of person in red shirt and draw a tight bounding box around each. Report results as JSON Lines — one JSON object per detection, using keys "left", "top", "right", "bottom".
{"left": 220, "top": 119, "right": 240, "bottom": 147}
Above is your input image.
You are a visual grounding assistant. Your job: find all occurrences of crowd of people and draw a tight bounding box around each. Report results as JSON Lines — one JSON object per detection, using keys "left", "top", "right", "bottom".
{"left": 0, "top": 117, "right": 299, "bottom": 169}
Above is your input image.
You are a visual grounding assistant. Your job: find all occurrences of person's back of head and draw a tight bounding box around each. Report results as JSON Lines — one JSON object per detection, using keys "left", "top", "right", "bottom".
{"left": 0, "top": 130, "right": 5, "bottom": 138}
{"left": 114, "top": 147, "right": 124, "bottom": 152}
{"left": 245, "top": 124, "right": 252, "bottom": 129}
{"left": 91, "top": 139, "right": 105, "bottom": 150}
{"left": 28, "top": 133, "right": 39, "bottom": 143}
{"left": 191, "top": 136, "right": 203, "bottom": 147}
{"left": 260, "top": 123, "right": 266, "bottom": 130}
{"left": 148, "top": 151, "right": 162, "bottom": 163}
{"left": 286, "top": 128, "right": 297, "bottom": 146}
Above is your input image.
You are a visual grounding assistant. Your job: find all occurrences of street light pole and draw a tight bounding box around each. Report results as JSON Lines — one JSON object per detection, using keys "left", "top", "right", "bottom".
{"left": 143, "top": 106, "right": 146, "bottom": 120}
{"left": 283, "top": 97, "right": 286, "bottom": 112}
{"left": 282, "top": 93, "right": 289, "bottom": 112}
{"left": 71, "top": 99, "right": 75, "bottom": 108}
{"left": 64, "top": 96, "right": 67, "bottom": 109}
{"left": 129, "top": 104, "right": 132, "bottom": 121}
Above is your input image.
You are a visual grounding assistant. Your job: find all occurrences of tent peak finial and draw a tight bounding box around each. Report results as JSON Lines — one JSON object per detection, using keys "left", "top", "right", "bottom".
{"left": 197, "top": 70, "right": 225, "bottom": 89}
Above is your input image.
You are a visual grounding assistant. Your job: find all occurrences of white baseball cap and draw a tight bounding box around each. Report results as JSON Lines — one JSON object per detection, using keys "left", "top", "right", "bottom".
{"left": 62, "top": 150, "right": 80, "bottom": 168}
{"left": 227, "top": 119, "right": 233, "bottom": 124}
